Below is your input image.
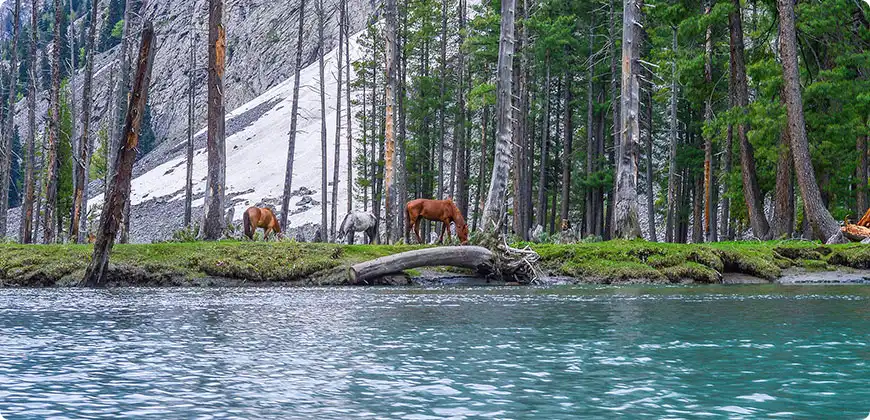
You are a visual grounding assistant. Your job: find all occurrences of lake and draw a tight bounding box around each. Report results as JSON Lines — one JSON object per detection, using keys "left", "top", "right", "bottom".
{"left": 0, "top": 285, "right": 868, "bottom": 419}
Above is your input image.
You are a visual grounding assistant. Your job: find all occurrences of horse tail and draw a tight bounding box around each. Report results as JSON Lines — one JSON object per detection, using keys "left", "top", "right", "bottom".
{"left": 404, "top": 204, "right": 411, "bottom": 236}
{"left": 243, "top": 209, "right": 252, "bottom": 239}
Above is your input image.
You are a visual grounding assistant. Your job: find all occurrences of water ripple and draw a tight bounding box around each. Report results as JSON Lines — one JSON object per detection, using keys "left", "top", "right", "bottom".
{"left": 0, "top": 286, "right": 868, "bottom": 418}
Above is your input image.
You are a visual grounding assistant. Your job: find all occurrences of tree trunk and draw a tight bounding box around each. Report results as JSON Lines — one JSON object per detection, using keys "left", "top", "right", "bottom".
{"left": 455, "top": 0, "right": 468, "bottom": 220}
{"left": 317, "top": 0, "right": 328, "bottom": 241}
{"left": 280, "top": 0, "right": 306, "bottom": 230}
{"left": 613, "top": 0, "right": 643, "bottom": 239}
{"left": 585, "top": 23, "right": 595, "bottom": 238}
{"left": 202, "top": 0, "right": 227, "bottom": 240}
{"left": 720, "top": 120, "right": 733, "bottom": 239}
{"left": 383, "top": 0, "right": 398, "bottom": 242}
{"left": 114, "top": 0, "right": 139, "bottom": 243}
{"left": 537, "top": 55, "right": 551, "bottom": 228}
{"left": 185, "top": 27, "right": 196, "bottom": 227}
{"left": 856, "top": 131, "right": 867, "bottom": 217}
{"left": 345, "top": 0, "right": 353, "bottom": 217}
{"left": 81, "top": 23, "right": 155, "bottom": 286}
{"left": 481, "top": 0, "right": 515, "bottom": 232}
{"left": 665, "top": 27, "right": 678, "bottom": 243}
{"left": 777, "top": 0, "right": 843, "bottom": 243}
{"left": 702, "top": 0, "right": 716, "bottom": 243}
{"left": 330, "top": 4, "right": 344, "bottom": 241}
{"left": 437, "top": 0, "right": 447, "bottom": 200}
{"left": 645, "top": 90, "right": 656, "bottom": 242}
{"left": 67, "top": 7, "right": 78, "bottom": 239}
{"left": 350, "top": 246, "right": 495, "bottom": 284}
{"left": 43, "top": 0, "right": 63, "bottom": 244}
{"left": 71, "top": 0, "right": 99, "bottom": 243}
{"left": 20, "top": 0, "right": 38, "bottom": 243}
{"left": 475, "top": 105, "right": 489, "bottom": 232}
{"left": 560, "top": 71, "right": 572, "bottom": 228}
{"left": 729, "top": 0, "right": 770, "bottom": 240}
{"left": 772, "top": 118, "right": 794, "bottom": 238}
{"left": 397, "top": 2, "right": 407, "bottom": 241}
{"left": 607, "top": 0, "right": 621, "bottom": 239}
{"left": 693, "top": 174, "right": 703, "bottom": 243}
{"left": 0, "top": 0, "right": 20, "bottom": 238}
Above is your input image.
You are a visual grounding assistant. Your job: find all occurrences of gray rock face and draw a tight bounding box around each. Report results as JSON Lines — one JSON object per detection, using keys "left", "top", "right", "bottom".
{"left": 13, "top": 0, "right": 372, "bottom": 152}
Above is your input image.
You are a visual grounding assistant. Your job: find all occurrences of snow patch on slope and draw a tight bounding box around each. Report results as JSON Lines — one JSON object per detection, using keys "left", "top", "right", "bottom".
{"left": 92, "top": 29, "right": 366, "bottom": 230}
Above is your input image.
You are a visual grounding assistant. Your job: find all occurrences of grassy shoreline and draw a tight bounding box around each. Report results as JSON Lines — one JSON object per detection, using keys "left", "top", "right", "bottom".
{"left": 1, "top": 240, "right": 870, "bottom": 287}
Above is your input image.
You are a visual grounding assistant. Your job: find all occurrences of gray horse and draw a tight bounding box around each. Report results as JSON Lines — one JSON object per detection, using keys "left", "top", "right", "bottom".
{"left": 338, "top": 211, "right": 378, "bottom": 244}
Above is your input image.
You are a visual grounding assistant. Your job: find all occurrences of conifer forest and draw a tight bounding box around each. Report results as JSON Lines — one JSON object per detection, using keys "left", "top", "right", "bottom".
{"left": 1, "top": 0, "right": 869, "bottom": 249}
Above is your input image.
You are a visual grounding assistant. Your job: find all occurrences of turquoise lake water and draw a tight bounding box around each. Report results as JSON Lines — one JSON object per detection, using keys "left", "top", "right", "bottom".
{"left": 0, "top": 285, "right": 868, "bottom": 419}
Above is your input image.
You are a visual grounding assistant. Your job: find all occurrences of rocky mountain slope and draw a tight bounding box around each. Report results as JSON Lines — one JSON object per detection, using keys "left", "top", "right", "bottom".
{"left": 5, "top": 0, "right": 375, "bottom": 242}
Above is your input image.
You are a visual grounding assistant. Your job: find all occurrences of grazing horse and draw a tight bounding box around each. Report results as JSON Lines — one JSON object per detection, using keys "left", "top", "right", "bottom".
{"left": 338, "top": 211, "right": 378, "bottom": 244}
{"left": 405, "top": 198, "right": 469, "bottom": 245}
{"left": 243, "top": 206, "right": 282, "bottom": 240}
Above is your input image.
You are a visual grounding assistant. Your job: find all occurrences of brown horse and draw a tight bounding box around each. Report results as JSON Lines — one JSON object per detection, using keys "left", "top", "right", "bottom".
{"left": 243, "top": 206, "right": 282, "bottom": 240}
{"left": 405, "top": 198, "right": 469, "bottom": 245}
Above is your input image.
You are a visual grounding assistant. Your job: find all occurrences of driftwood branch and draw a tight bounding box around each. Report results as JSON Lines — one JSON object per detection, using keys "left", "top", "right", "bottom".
{"left": 842, "top": 223, "right": 870, "bottom": 242}
{"left": 349, "top": 246, "right": 495, "bottom": 284}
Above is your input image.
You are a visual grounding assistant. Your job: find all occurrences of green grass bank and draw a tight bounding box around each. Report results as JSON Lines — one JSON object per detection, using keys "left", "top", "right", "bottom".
{"left": 1, "top": 240, "right": 870, "bottom": 287}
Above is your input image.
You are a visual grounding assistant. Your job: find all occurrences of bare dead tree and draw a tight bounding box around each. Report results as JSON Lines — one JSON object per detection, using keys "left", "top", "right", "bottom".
{"left": 43, "top": 0, "right": 63, "bottom": 244}
{"left": 202, "top": 0, "right": 227, "bottom": 240}
{"left": 72, "top": 0, "right": 101, "bottom": 243}
{"left": 81, "top": 22, "right": 156, "bottom": 286}
{"left": 280, "top": 0, "right": 306, "bottom": 231}
{"left": 0, "top": 0, "right": 20, "bottom": 238}
{"left": 480, "top": 0, "right": 515, "bottom": 232}
{"left": 20, "top": 0, "right": 38, "bottom": 243}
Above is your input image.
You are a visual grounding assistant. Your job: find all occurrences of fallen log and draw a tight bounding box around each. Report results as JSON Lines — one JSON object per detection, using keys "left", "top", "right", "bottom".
{"left": 349, "top": 246, "right": 495, "bottom": 285}
{"left": 842, "top": 223, "right": 870, "bottom": 242}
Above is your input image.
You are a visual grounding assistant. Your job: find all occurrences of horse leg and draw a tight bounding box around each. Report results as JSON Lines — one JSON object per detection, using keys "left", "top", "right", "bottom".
{"left": 414, "top": 217, "right": 423, "bottom": 244}
{"left": 446, "top": 221, "right": 453, "bottom": 243}
{"left": 348, "top": 230, "right": 355, "bottom": 245}
{"left": 438, "top": 222, "right": 446, "bottom": 244}
{"left": 264, "top": 228, "right": 273, "bottom": 240}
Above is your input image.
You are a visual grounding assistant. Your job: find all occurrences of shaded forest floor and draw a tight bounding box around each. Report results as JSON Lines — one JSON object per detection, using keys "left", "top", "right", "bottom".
{"left": 2, "top": 240, "right": 870, "bottom": 287}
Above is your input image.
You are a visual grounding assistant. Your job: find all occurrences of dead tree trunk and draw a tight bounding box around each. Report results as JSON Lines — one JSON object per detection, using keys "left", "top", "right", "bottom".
{"left": 43, "top": 0, "right": 63, "bottom": 244}
{"left": 317, "top": 0, "right": 328, "bottom": 241}
{"left": 115, "top": 0, "right": 140, "bottom": 243}
{"left": 185, "top": 28, "right": 196, "bottom": 227}
{"left": 384, "top": 0, "right": 398, "bottom": 242}
{"left": 350, "top": 246, "right": 495, "bottom": 284}
{"left": 202, "top": 0, "right": 227, "bottom": 240}
{"left": 613, "top": 0, "right": 643, "bottom": 239}
{"left": 331, "top": 4, "right": 344, "bottom": 240}
{"left": 71, "top": 0, "right": 99, "bottom": 243}
{"left": 345, "top": 0, "right": 353, "bottom": 216}
{"left": 280, "top": 0, "right": 306, "bottom": 230}
{"left": 729, "top": 0, "right": 770, "bottom": 240}
{"left": 481, "top": 0, "right": 515, "bottom": 232}
{"left": 777, "top": 0, "right": 843, "bottom": 243}
{"left": 20, "top": 0, "right": 38, "bottom": 243}
{"left": 81, "top": 23, "right": 155, "bottom": 286}
{"left": 0, "top": 0, "right": 20, "bottom": 238}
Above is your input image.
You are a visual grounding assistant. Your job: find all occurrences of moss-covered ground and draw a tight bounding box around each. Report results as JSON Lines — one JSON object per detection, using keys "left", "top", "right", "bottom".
{"left": 1, "top": 240, "right": 869, "bottom": 287}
